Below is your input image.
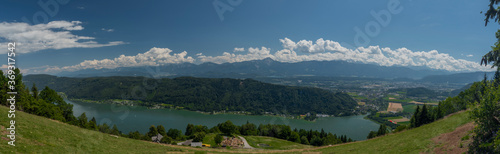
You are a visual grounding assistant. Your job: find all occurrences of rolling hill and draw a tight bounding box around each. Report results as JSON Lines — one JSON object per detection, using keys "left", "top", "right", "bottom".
{"left": 23, "top": 75, "right": 357, "bottom": 116}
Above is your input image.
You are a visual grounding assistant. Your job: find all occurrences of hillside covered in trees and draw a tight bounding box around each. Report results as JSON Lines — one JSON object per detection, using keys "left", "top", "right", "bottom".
{"left": 23, "top": 74, "right": 357, "bottom": 116}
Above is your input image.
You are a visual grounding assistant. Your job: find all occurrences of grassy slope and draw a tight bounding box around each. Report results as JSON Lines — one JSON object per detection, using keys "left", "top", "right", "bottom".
{"left": 313, "top": 111, "right": 471, "bottom": 153}
{"left": 0, "top": 105, "right": 471, "bottom": 153}
{"left": 0, "top": 106, "right": 187, "bottom": 153}
{"left": 244, "top": 136, "right": 313, "bottom": 150}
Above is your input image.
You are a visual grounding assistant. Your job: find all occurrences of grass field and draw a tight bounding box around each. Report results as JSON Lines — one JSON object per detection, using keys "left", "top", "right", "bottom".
{"left": 383, "top": 116, "right": 403, "bottom": 120}
{"left": 202, "top": 133, "right": 218, "bottom": 146}
{"left": 398, "top": 121, "right": 411, "bottom": 125}
{"left": 0, "top": 105, "right": 472, "bottom": 153}
{"left": 403, "top": 104, "right": 418, "bottom": 113}
{"left": 244, "top": 136, "right": 313, "bottom": 150}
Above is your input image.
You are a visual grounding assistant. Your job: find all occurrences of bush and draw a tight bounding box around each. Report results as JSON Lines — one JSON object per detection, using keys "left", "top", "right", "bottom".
{"left": 393, "top": 125, "right": 407, "bottom": 133}
{"left": 160, "top": 136, "right": 173, "bottom": 144}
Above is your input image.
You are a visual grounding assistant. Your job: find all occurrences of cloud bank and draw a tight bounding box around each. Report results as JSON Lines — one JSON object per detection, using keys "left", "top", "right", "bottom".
{"left": 0, "top": 20, "right": 125, "bottom": 54}
{"left": 38, "top": 47, "right": 194, "bottom": 73}
{"left": 197, "top": 38, "right": 491, "bottom": 72}
{"left": 27, "top": 38, "right": 493, "bottom": 74}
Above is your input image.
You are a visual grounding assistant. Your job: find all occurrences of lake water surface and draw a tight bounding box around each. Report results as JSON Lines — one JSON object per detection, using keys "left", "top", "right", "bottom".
{"left": 68, "top": 99, "right": 379, "bottom": 141}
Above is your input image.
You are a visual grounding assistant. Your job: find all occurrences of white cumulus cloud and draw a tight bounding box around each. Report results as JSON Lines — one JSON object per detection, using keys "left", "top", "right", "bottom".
{"left": 198, "top": 47, "right": 273, "bottom": 64}
{"left": 197, "top": 38, "right": 492, "bottom": 72}
{"left": 101, "top": 28, "right": 114, "bottom": 32}
{"left": 0, "top": 20, "right": 125, "bottom": 54}
{"left": 27, "top": 38, "right": 493, "bottom": 74}
{"left": 233, "top": 47, "right": 245, "bottom": 52}
{"left": 41, "top": 47, "right": 194, "bottom": 73}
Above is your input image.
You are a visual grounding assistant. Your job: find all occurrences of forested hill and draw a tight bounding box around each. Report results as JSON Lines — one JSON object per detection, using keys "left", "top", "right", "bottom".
{"left": 23, "top": 74, "right": 357, "bottom": 116}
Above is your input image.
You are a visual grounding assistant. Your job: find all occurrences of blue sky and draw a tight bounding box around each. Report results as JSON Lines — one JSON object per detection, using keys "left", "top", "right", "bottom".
{"left": 0, "top": 0, "right": 498, "bottom": 73}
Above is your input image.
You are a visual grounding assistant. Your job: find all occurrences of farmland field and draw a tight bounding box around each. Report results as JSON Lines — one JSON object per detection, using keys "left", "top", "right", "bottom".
{"left": 387, "top": 103, "right": 403, "bottom": 112}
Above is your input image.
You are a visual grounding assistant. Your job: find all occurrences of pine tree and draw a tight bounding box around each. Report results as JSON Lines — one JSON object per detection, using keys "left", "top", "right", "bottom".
{"left": 89, "top": 117, "right": 97, "bottom": 130}
{"left": 148, "top": 125, "right": 158, "bottom": 138}
{"left": 111, "top": 124, "right": 120, "bottom": 135}
{"left": 78, "top": 112, "right": 88, "bottom": 128}
{"left": 419, "top": 104, "right": 429, "bottom": 126}
{"left": 157, "top": 125, "right": 166, "bottom": 136}
{"left": 320, "top": 129, "right": 326, "bottom": 138}
{"left": 494, "top": 71, "right": 500, "bottom": 87}
{"left": 410, "top": 105, "right": 420, "bottom": 128}
{"left": 377, "top": 124, "right": 387, "bottom": 136}
{"left": 31, "top": 83, "right": 38, "bottom": 99}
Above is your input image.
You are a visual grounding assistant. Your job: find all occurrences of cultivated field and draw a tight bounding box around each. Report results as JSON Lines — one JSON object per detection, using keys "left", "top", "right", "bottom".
{"left": 391, "top": 118, "right": 410, "bottom": 123}
{"left": 387, "top": 102, "right": 403, "bottom": 113}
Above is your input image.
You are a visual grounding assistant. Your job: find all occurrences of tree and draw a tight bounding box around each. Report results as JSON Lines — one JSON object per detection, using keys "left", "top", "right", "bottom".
{"left": 367, "top": 131, "right": 377, "bottom": 139}
{"left": 288, "top": 131, "right": 301, "bottom": 143}
{"left": 31, "top": 83, "right": 38, "bottom": 99}
{"left": 320, "top": 129, "right": 327, "bottom": 138}
{"left": 192, "top": 132, "right": 206, "bottom": 142}
{"left": 99, "top": 123, "right": 111, "bottom": 133}
{"left": 310, "top": 136, "right": 323, "bottom": 146}
{"left": 160, "top": 136, "right": 173, "bottom": 144}
{"left": 240, "top": 121, "right": 257, "bottom": 135}
{"left": 469, "top": 83, "right": 500, "bottom": 153}
{"left": 157, "top": 125, "right": 166, "bottom": 136}
{"left": 89, "top": 117, "right": 97, "bottom": 130}
{"left": 128, "top": 131, "right": 142, "bottom": 139}
{"left": 111, "top": 124, "right": 120, "bottom": 135}
{"left": 147, "top": 125, "right": 158, "bottom": 138}
{"left": 219, "top": 120, "right": 236, "bottom": 136}
{"left": 394, "top": 125, "right": 407, "bottom": 133}
{"left": 78, "top": 112, "right": 88, "bottom": 128}
{"left": 167, "top": 128, "right": 182, "bottom": 140}
{"left": 376, "top": 124, "right": 388, "bottom": 136}
{"left": 419, "top": 104, "right": 429, "bottom": 126}
{"left": 278, "top": 125, "right": 291, "bottom": 140}
{"left": 467, "top": 2, "right": 500, "bottom": 152}
{"left": 214, "top": 134, "right": 224, "bottom": 145}
{"left": 185, "top": 124, "right": 194, "bottom": 136}
{"left": 410, "top": 106, "right": 420, "bottom": 128}
{"left": 300, "top": 136, "right": 309, "bottom": 145}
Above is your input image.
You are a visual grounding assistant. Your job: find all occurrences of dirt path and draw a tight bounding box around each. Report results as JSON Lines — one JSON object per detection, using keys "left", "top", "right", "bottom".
{"left": 432, "top": 122, "right": 474, "bottom": 154}
{"left": 238, "top": 136, "right": 255, "bottom": 149}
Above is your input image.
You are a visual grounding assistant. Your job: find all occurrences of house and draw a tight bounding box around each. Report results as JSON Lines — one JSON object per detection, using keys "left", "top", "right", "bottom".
{"left": 191, "top": 142, "right": 202, "bottom": 147}
{"left": 151, "top": 134, "right": 163, "bottom": 143}
{"left": 177, "top": 139, "right": 192, "bottom": 146}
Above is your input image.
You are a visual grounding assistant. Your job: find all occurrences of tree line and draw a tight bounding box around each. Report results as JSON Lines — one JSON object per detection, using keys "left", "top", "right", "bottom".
{"left": 180, "top": 120, "right": 353, "bottom": 146}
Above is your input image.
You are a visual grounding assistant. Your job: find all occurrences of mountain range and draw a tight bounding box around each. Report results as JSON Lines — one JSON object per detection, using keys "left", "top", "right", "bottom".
{"left": 54, "top": 58, "right": 493, "bottom": 84}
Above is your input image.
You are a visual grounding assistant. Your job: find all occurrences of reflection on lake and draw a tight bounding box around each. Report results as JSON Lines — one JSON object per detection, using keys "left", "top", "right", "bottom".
{"left": 68, "top": 99, "right": 379, "bottom": 141}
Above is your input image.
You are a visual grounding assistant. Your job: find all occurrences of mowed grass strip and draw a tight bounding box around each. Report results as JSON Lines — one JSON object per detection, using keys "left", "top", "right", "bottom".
{"left": 244, "top": 136, "right": 313, "bottom": 150}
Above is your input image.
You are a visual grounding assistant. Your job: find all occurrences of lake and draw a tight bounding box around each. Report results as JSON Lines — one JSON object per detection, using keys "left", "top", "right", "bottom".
{"left": 68, "top": 99, "right": 379, "bottom": 141}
